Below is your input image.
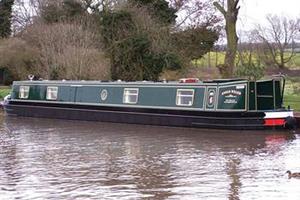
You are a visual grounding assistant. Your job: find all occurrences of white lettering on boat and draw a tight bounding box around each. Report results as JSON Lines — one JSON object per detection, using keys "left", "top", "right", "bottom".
{"left": 224, "top": 99, "right": 238, "bottom": 104}
{"left": 221, "top": 90, "right": 241, "bottom": 96}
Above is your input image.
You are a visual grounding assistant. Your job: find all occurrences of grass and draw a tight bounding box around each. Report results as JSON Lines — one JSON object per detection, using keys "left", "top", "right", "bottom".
{"left": 284, "top": 79, "right": 300, "bottom": 111}
{"left": 284, "top": 94, "right": 300, "bottom": 111}
{"left": 0, "top": 87, "right": 11, "bottom": 100}
{"left": 288, "top": 53, "right": 300, "bottom": 69}
{"left": 194, "top": 51, "right": 300, "bottom": 69}
{"left": 193, "top": 51, "right": 225, "bottom": 68}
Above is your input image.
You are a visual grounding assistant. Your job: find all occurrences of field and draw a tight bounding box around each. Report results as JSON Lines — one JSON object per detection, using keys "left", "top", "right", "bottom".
{"left": 284, "top": 78, "right": 300, "bottom": 111}
{"left": 0, "top": 87, "right": 10, "bottom": 100}
{"left": 284, "top": 95, "right": 300, "bottom": 111}
{"left": 194, "top": 52, "right": 300, "bottom": 69}
{"left": 288, "top": 53, "right": 300, "bottom": 69}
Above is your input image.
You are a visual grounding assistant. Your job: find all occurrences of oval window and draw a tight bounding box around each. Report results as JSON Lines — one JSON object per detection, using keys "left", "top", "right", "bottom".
{"left": 100, "top": 89, "right": 108, "bottom": 101}
{"left": 207, "top": 90, "right": 215, "bottom": 108}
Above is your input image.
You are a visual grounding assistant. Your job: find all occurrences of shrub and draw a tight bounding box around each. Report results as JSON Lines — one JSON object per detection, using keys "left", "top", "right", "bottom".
{"left": 22, "top": 20, "right": 110, "bottom": 80}
{"left": 235, "top": 62, "right": 265, "bottom": 80}
{"left": 101, "top": 6, "right": 182, "bottom": 81}
{"left": 0, "top": 38, "right": 39, "bottom": 83}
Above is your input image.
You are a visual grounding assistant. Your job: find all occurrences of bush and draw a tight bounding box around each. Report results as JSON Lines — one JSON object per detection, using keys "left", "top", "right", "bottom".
{"left": 235, "top": 62, "right": 265, "bottom": 80}
{"left": 22, "top": 20, "right": 110, "bottom": 80}
{"left": 0, "top": 38, "right": 39, "bottom": 83}
{"left": 101, "top": 6, "right": 182, "bottom": 81}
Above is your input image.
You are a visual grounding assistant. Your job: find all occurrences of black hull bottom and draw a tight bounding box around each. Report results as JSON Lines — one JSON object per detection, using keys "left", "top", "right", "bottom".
{"left": 3, "top": 101, "right": 279, "bottom": 130}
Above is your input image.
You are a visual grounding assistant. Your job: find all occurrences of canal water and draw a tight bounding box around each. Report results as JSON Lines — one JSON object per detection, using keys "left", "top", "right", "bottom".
{"left": 0, "top": 113, "right": 300, "bottom": 200}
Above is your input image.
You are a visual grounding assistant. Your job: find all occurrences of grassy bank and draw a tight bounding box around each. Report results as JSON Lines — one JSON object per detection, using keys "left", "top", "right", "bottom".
{"left": 284, "top": 78, "right": 300, "bottom": 111}
{"left": 0, "top": 87, "right": 11, "bottom": 100}
{"left": 194, "top": 51, "right": 300, "bottom": 69}
{"left": 284, "top": 95, "right": 300, "bottom": 111}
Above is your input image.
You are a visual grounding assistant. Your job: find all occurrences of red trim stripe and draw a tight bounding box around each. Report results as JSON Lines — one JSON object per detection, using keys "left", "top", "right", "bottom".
{"left": 264, "top": 118, "right": 285, "bottom": 126}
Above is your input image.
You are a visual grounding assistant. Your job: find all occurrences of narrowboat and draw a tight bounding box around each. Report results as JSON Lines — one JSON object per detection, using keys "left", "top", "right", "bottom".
{"left": 3, "top": 76, "right": 297, "bottom": 130}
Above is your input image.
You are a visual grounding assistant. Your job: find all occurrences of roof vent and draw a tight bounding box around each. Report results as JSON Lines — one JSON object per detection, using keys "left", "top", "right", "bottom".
{"left": 28, "top": 74, "right": 34, "bottom": 81}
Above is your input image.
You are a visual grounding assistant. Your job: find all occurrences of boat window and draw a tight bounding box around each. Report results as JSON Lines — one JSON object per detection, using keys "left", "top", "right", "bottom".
{"left": 19, "top": 86, "right": 30, "bottom": 99}
{"left": 123, "top": 88, "right": 139, "bottom": 104}
{"left": 100, "top": 89, "right": 108, "bottom": 101}
{"left": 46, "top": 86, "right": 58, "bottom": 100}
{"left": 176, "top": 89, "right": 194, "bottom": 106}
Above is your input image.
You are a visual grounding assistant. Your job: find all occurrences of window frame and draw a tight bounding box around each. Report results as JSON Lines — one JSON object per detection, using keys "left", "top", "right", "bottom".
{"left": 123, "top": 88, "right": 139, "bottom": 104}
{"left": 46, "top": 86, "right": 58, "bottom": 100}
{"left": 176, "top": 89, "right": 195, "bottom": 106}
{"left": 19, "top": 86, "right": 30, "bottom": 99}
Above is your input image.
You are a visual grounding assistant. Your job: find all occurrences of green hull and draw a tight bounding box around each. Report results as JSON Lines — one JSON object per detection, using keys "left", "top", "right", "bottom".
{"left": 9, "top": 78, "right": 283, "bottom": 112}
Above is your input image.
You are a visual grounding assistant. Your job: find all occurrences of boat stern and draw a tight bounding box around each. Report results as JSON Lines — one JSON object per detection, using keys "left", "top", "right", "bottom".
{"left": 264, "top": 110, "right": 297, "bottom": 129}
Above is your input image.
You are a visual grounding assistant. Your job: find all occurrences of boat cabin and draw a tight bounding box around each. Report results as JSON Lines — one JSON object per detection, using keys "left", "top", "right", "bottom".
{"left": 10, "top": 78, "right": 284, "bottom": 112}
{"left": 4, "top": 76, "right": 296, "bottom": 130}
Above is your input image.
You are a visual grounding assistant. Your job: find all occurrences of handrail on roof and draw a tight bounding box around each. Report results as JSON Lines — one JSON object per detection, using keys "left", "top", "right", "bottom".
{"left": 203, "top": 78, "right": 247, "bottom": 83}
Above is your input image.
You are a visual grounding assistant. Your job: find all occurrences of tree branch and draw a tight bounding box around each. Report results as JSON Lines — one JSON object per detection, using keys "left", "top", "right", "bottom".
{"left": 213, "top": 1, "right": 226, "bottom": 17}
{"left": 233, "top": 0, "right": 239, "bottom": 10}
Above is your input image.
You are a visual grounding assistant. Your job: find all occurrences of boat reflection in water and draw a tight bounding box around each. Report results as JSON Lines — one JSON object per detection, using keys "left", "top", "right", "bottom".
{"left": 0, "top": 115, "right": 299, "bottom": 199}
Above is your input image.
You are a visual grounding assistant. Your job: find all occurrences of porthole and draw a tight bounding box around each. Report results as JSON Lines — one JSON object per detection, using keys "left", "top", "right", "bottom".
{"left": 100, "top": 89, "right": 108, "bottom": 101}
{"left": 206, "top": 89, "right": 216, "bottom": 108}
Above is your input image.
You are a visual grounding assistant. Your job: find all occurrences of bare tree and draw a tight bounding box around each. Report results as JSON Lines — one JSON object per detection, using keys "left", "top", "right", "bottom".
{"left": 12, "top": 0, "right": 120, "bottom": 33}
{"left": 253, "top": 15, "right": 300, "bottom": 69}
{"left": 12, "top": 0, "right": 43, "bottom": 33}
{"left": 169, "top": 0, "right": 221, "bottom": 28}
{"left": 83, "top": 0, "right": 124, "bottom": 12}
{"left": 213, "top": 0, "right": 240, "bottom": 78}
{"left": 235, "top": 31, "right": 265, "bottom": 80}
{"left": 22, "top": 19, "right": 110, "bottom": 80}
{"left": 0, "top": 37, "right": 39, "bottom": 81}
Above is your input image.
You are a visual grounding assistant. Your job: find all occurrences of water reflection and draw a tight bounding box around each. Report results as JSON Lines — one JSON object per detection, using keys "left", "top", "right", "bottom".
{"left": 0, "top": 114, "right": 300, "bottom": 199}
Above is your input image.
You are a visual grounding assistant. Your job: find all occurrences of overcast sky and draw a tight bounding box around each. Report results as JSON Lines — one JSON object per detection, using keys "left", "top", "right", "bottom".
{"left": 238, "top": 0, "right": 300, "bottom": 30}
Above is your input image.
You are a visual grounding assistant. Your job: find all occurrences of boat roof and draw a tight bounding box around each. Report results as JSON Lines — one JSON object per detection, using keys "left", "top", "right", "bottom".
{"left": 13, "top": 79, "right": 252, "bottom": 86}
{"left": 203, "top": 78, "right": 246, "bottom": 83}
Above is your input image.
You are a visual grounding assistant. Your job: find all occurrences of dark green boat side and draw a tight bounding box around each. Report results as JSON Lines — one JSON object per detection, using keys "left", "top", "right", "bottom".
{"left": 3, "top": 77, "right": 297, "bottom": 130}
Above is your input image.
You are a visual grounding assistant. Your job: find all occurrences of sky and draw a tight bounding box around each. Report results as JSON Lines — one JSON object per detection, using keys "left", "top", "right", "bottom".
{"left": 238, "top": 0, "right": 300, "bottom": 30}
